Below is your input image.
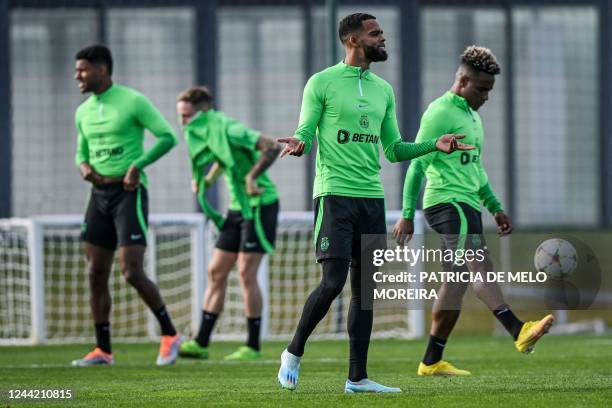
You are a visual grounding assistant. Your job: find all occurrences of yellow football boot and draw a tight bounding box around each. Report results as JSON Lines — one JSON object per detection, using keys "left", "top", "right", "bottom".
{"left": 418, "top": 360, "right": 471, "bottom": 376}
{"left": 514, "top": 314, "right": 555, "bottom": 354}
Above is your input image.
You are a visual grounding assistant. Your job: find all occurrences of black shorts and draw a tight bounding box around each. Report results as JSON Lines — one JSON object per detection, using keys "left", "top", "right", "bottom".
{"left": 81, "top": 183, "right": 148, "bottom": 250}
{"left": 215, "top": 201, "right": 279, "bottom": 253}
{"left": 313, "top": 195, "right": 386, "bottom": 264}
{"left": 424, "top": 202, "right": 487, "bottom": 264}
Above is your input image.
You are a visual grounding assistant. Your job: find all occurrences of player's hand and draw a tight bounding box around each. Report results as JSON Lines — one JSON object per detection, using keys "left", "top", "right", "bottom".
{"left": 278, "top": 137, "right": 305, "bottom": 158}
{"left": 393, "top": 218, "right": 414, "bottom": 245}
{"left": 79, "top": 163, "right": 94, "bottom": 181}
{"left": 123, "top": 165, "right": 140, "bottom": 191}
{"left": 246, "top": 175, "right": 264, "bottom": 196}
{"left": 191, "top": 179, "right": 199, "bottom": 193}
{"left": 436, "top": 134, "right": 475, "bottom": 153}
{"left": 79, "top": 163, "right": 103, "bottom": 184}
{"left": 494, "top": 211, "right": 512, "bottom": 236}
{"left": 204, "top": 177, "right": 214, "bottom": 188}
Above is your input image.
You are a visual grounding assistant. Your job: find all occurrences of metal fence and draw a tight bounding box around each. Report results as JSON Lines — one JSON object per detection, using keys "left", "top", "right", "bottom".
{"left": 1, "top": 0, "right": 610, "bottom": 228}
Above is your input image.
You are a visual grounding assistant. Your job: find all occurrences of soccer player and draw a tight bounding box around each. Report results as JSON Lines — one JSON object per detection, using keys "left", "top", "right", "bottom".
{"left": 176, "top": 86, "right": 281, "bottom": 361}
{"left": 276, "top": 13, "right": 472, "bottom": 393}
{"left": 71, "top": 45, "right": 183, "bottom": 366}
{"left": 393, "top": 45, "right": 554, "bottom": 376}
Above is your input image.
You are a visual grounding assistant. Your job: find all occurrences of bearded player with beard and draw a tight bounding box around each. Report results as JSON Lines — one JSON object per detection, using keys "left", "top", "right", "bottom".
{"left": 276, "top": 13, "right": 473, "bottom": 393}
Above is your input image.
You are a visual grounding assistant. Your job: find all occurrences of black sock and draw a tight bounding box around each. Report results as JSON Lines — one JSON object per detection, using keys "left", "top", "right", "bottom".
{"left": 287, "top": 259, "right": 350, "bottom": 357}
{"left": 95, "top": 322, "right": 111, "bottom": 353}
{"left": 196, "top": 311, "right": 218, "bottom": 347}
{"left": 493, "top": 306, "right": 524, "bottom": 340}
{"left": 246, "top": 317, "right": 261, "bottom": 351}
{"left": 153, "top": 306, "right": 177, "bottom": 336}
{"left": 422, "top": 335, "right": 447, "bottom": 365}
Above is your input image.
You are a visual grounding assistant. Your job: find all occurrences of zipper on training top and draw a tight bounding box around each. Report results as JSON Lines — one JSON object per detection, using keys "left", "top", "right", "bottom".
{"left": 358, "top": 70, "right": 364, "bottom": 97}
{"left": 464, "top": 104, "right": 475, "bottom": 122}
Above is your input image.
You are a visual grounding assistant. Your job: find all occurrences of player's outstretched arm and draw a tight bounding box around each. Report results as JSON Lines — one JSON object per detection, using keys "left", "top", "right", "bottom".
{"left": 246, "top": 135, "right": 282, "bottom": 196}
{"left": 381, "top": 87, "right": 473, "bottom": 162}
{"left": 387, "top": 134, "right": 473, "bottom": 163}
{"left": 282, "top": 74, "right": 324, "bottom": 159}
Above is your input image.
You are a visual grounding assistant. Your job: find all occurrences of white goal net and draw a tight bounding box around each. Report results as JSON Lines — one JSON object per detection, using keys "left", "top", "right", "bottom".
{"left": 0, "top": 211, "right": 425, "bottom": 345}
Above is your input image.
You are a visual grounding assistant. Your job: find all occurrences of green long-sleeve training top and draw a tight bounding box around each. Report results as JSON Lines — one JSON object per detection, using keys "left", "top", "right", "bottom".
{"left": 402, "top": 91, "right": 503, "bottom": 219}
{"left": 75, "top": 83, "right": 178, "bottom": 187}
{"left": 294, "top": 61, "right": 439, "bottom": 199}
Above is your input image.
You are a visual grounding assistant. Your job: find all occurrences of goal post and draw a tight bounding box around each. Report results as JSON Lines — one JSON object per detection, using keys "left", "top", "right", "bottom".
{"left": 0, "top": 211, "right": 425, "bottom": 345}
{"left": 210, "top": 210, "right": 426, "bottom": 341}
{"left": 0, "top": 214, "right": 206, "bottom": 345}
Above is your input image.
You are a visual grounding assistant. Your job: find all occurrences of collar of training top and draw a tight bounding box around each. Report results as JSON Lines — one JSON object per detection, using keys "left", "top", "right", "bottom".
{"left": 92, "top": 83, "right": 116, "bottom": 100}
{"left": 185, "top": 109, "right": 214, "bottom": 129}
{"left": 338, "top": 60, "right": 372, "bottom": 78}
{"left": 446, "top": 90, "right": 471, "bottom": 110}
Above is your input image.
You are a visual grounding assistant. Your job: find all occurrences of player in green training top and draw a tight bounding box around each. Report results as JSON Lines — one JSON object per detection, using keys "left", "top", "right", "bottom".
{"left": 176, "top": 86, "right": 281, "bottom": 361}
{"left": 71, "top": 45, "right": 183, "bottom": 367}
{"left": 394, "top": 46, "right": 554, "bottom": 377}
{"left": 276, "top": 13, "right": 473, "bottom": 393}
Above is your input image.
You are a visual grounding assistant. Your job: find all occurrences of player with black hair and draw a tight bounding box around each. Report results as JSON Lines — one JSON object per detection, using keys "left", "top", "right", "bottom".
{"left": 75, "top": 45, "right": 114, "bottom": 75}
{"left": 277, "top": 13, "right": 472, "bottom": 393}
{"left": 71, "top": 44, "right": 183, "bottom": 366}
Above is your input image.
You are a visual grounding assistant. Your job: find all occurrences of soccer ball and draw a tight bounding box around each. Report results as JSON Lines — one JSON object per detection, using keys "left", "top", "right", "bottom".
{"left": 534, "top": 238, "right": 578, "bottom": 280}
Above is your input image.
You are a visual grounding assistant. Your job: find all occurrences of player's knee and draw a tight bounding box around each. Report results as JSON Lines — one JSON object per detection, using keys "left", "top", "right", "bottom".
{"left": 122, "top": 270, "right": 137, "bottom": 286}
{"left": 208, "top": 265, "right": 229, "bottom": 287}
{"left": 432, "top": 309, "right": 460, "bottom": 323}
{"left": 88, "top": 269, "right": 109, "bottom": 291}
{"left": 319, "top": 259, "right": 349, "bottom": 300}
{"left": 349, "top": 292, "right": 363, "bottom": 307}
{"left": 119, "top": 254, "right": 143, "bottom": 278}
{"left": 237, "top": 267, "right": 258, "bottom": 288}
{"left": 440, "top": 280, "right": 469, "bottom": 296}
{"left": 320, "top": 280, "right": 344, "bottom": 300}
{"left": 122, "top": 268, "right": 146, "bottom": 287}
{"left": 472, "top": 281, "right": 498, "bottom": 300}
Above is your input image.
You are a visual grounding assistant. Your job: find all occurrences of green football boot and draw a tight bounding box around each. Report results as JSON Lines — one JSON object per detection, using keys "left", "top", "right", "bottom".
{"left": 224, "top": 346, "right": 261, "bottom": 361}
{"left": 178, "top": 339, "right": 209, "bottom": 359}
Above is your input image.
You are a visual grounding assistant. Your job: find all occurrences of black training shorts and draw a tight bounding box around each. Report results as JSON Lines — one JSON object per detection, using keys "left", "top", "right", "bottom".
{"left": 81, "top": 183, "right": 148, "bottom": 250}
{"left": 313, "top": 195, "right": 386, "bottom": 264}
{"left": 215, "top": 200, "right": 279, "bottom": 253}
{"left": 424, "top": 201, "right": 488, "bottom": 264}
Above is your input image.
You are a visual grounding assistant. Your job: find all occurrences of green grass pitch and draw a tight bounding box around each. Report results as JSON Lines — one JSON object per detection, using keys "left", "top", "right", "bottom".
{"left": 1, "top": 335, "right": 611, "bottom": 407}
